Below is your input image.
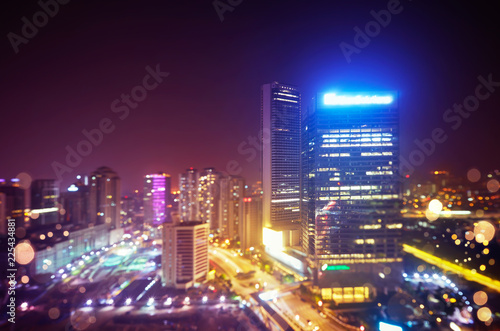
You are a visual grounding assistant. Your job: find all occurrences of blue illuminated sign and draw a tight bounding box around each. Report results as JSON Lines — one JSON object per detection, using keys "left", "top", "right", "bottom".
{"left": 323, "top": 93, "right": 394, "bottom": 106}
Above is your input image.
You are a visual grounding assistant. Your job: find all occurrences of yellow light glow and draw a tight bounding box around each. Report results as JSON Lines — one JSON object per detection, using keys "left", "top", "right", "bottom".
{"left": 263, "top": 228, "right": 283, "bottom": 251}
{"left": 477, "top": 307, "right": 492, "bottom": 322}
{"left": 403, "top": 244, "right": 500, "bottom": 293}
{"left": 474, "top": 221, "right": 495, "bottom": 243}
{"left": 428, "top": 199, "right": 443, "bottom": 214}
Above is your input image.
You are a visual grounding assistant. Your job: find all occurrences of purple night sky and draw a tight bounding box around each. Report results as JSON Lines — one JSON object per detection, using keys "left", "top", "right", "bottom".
{"left": 1, "top": 0, "right": 500, "bottom": 193}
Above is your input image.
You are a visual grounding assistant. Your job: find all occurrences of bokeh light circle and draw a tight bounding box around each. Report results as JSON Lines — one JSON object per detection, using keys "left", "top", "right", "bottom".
{"left": 48, "top": 307, "right": 60, "bottom": 319}
{"left": 486, "top": 179, "right": 499, "bottom": 193}
{"left": 473, "top": 291, "right": 488, "bottom": 305}
{"left": 15, "top": 242, "right": 35, "bottom": 265}
{"left": 15, "top": 172, "right": 32, "bottom": 190}
{"left": 428, "top": 199, "right": 443, "bottom": 214}
{"left": 477, "top": 307, "right": 492, "bottom": 322}
{"left": 474, "top": 221, "right": 496, "bottom": 243}
{"left": 467, "top": 168, "right": 481, "bottom": 182}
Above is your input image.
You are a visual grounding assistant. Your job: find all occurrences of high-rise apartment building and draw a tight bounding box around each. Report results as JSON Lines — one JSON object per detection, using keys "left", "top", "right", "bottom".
{"left": 161, "top": 221, "right": 209, "bottom": 289}
{"left": 179, "top": 168, "right": 199, "bottom": 222}
{"left": 60, "top": 177, "right": 90, "bottom": 226}
{"left": 241, "top": 194, "right": 263, "bottom": 251}
{"left": 261, "top": 82, "right": 301, "bottom": 246}
{"left": 89, "top": 166, "right": 121, "bottom": 229}
{"left": 198, "top": 168, "right": 221, "bottom": 231}
{"left": 219, "top": 176, "right": 245, "bottom": 242}
{"left": 30, "top": 179, "right": 59, "bottom": 225}
{"left": 0, "top": 179, "right": 25, "bottom": 233}
{"left": 301, "top": 92, "right": 402, "bottom": 272}
{"left": 143, "top": 173, "right": 172, "bottom": 225}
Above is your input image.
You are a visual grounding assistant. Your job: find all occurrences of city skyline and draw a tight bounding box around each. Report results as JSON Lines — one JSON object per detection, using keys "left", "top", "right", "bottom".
{"left": 1, "top": 1, "right": 500, "bottom": 330}
{"left": 1, "top": 1, "right": 500, "bottom": 194}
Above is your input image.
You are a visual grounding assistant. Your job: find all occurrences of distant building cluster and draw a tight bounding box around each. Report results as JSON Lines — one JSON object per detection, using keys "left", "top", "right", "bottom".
{"left": 0, "top": 166, "right": 124, "bottom": 279}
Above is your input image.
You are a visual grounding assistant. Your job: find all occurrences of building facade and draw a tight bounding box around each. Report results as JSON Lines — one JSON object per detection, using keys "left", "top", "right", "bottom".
{"left": 60, "top": 178, "right": 90, "bottom": 226}
{"left": 143, "top": 173, "right": 172, "bottom": 225}
{"left": 0, "top": 179, "right": 25, "bottom": 233}
{"left": 198, "top": 168, "right": 221, "bottom": 231}
{"left": 219, "top": 176, "right": 245, "bottom": 242}
{"left": 89, "top": 166, "right": 121, "bottom": 229}
{"left": 261, "top": 82, "right": 301, "bottom": 246}
{"left": 161, "top": 221, "right": 209, "bottom": 289}
{"left": 242, "top": 194, "right": 263, "bottom": 251}
{"left": 179, "top": 168, "right": 199, "bottom": 222}
{"left": 301, "top": 92, "right": 402, "bottom": 274}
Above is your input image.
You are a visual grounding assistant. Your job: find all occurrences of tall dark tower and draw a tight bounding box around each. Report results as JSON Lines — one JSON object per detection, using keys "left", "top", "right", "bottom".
{"left": 261, "top": 82, "right": 301, "bottom": 247}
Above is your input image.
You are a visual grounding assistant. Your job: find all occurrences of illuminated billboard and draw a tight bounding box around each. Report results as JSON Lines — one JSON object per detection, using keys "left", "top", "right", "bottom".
{"left": 323, "top": 93, "right": 394, "bottom": 106}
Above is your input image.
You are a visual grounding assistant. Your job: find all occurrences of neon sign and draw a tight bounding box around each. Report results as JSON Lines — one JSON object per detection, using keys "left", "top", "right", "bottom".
{"left": 323, "top": 93, "right": 394, "bottom": 106}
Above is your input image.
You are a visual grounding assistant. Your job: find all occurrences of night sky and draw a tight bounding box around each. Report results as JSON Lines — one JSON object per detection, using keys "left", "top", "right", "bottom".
{"left": 1, "top": 0, "right": 500, "bottom": 193}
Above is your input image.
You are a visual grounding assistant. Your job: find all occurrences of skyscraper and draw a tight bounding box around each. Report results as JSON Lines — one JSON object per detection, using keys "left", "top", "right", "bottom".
{"left": 242, "top": 194, "right": 263, "bottom": 251}
{"left": 0, "top": 179, "right": 25, "bottom": 233}
{"left": 301, "top": 92, "right": 402, "bottom": 274}
{"left": 60, "top": 176, "right": 90, "bottom": 226}
{"left": 30, "top": 179, "right": 59, "bottom": 226}
{"left": 261, "top": 82, "right": 301, "bottom": 246}
{"left": 179, "top": 168, "right": 199, "bottom": 221}
{"left": 198, "top": 167, "right": 221, "bottom": 231}
{"left": 89, "top": 166, "right": 121, "bottom": 229}
{"left": 219, "top": 176, "right": 245, "bottom": 242}
{"left": 143, "top": 173, "right": 172, "bottom": 225}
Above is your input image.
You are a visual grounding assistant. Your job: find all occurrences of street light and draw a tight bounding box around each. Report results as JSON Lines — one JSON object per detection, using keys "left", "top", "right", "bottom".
{"left": 318, "top": 300, "right": 323, "bottom": 307}
{"left": 295, "top": 314, "right": 300, "bottom": 321}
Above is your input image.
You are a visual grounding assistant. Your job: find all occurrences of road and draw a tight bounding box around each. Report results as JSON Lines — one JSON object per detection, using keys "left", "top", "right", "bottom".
{"left": 209, "top": 247, "right": 348, "bottom": 331}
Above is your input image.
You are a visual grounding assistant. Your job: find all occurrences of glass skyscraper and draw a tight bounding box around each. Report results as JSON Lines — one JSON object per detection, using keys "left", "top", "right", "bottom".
{"left": 261, "top": 82, "right": 301, "bottom": 245}
{"left": 144, "top": 173, "right": 172, "bottom": 225}
{"left": 301, "top": 92, "right": 402, "bottom": 269}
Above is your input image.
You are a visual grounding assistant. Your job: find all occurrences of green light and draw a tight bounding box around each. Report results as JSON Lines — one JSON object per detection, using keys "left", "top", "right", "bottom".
{"left": 325, "top": 265, "right": 350, "bottom": 271}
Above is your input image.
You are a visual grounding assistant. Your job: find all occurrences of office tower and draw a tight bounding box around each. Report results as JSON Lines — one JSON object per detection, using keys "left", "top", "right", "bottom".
{"left": 198, "top": 167, "right": 221, "bottom": 232}
{"left": 60, "top": 177, "right": 90, "bottom": 226}
{"left": 161, "top": 221, "right": 209, "bottom": 289}
{"left": 301, "top": 92, "right": 402, "bottom": 274}
{"left": 143, "top": 173, "right": 172, "bottom": 225}
{"left": 0, "top": 179, "right": 25, "bottom": 232}
{"left": 30, "top": 179, "right": 59, "bottom": 226}
{"left": 261, "top": 82, "right": 301, "bottom": 246}
{"left": 89, "top": 166, "right": 121, "bottom": 229}
{"left": 219, "top": 176, "right": 245, "bottom": 242}
{"left": 179, "top": 168, "right": 199, "bottom": 221}
{"left": 242, "top": 194, "right": 263, "bottom": 251}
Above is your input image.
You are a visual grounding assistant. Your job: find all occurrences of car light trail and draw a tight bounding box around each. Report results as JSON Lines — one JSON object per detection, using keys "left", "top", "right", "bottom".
{"left": 403, "top": 244, "right": 500, "bottom": 293}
